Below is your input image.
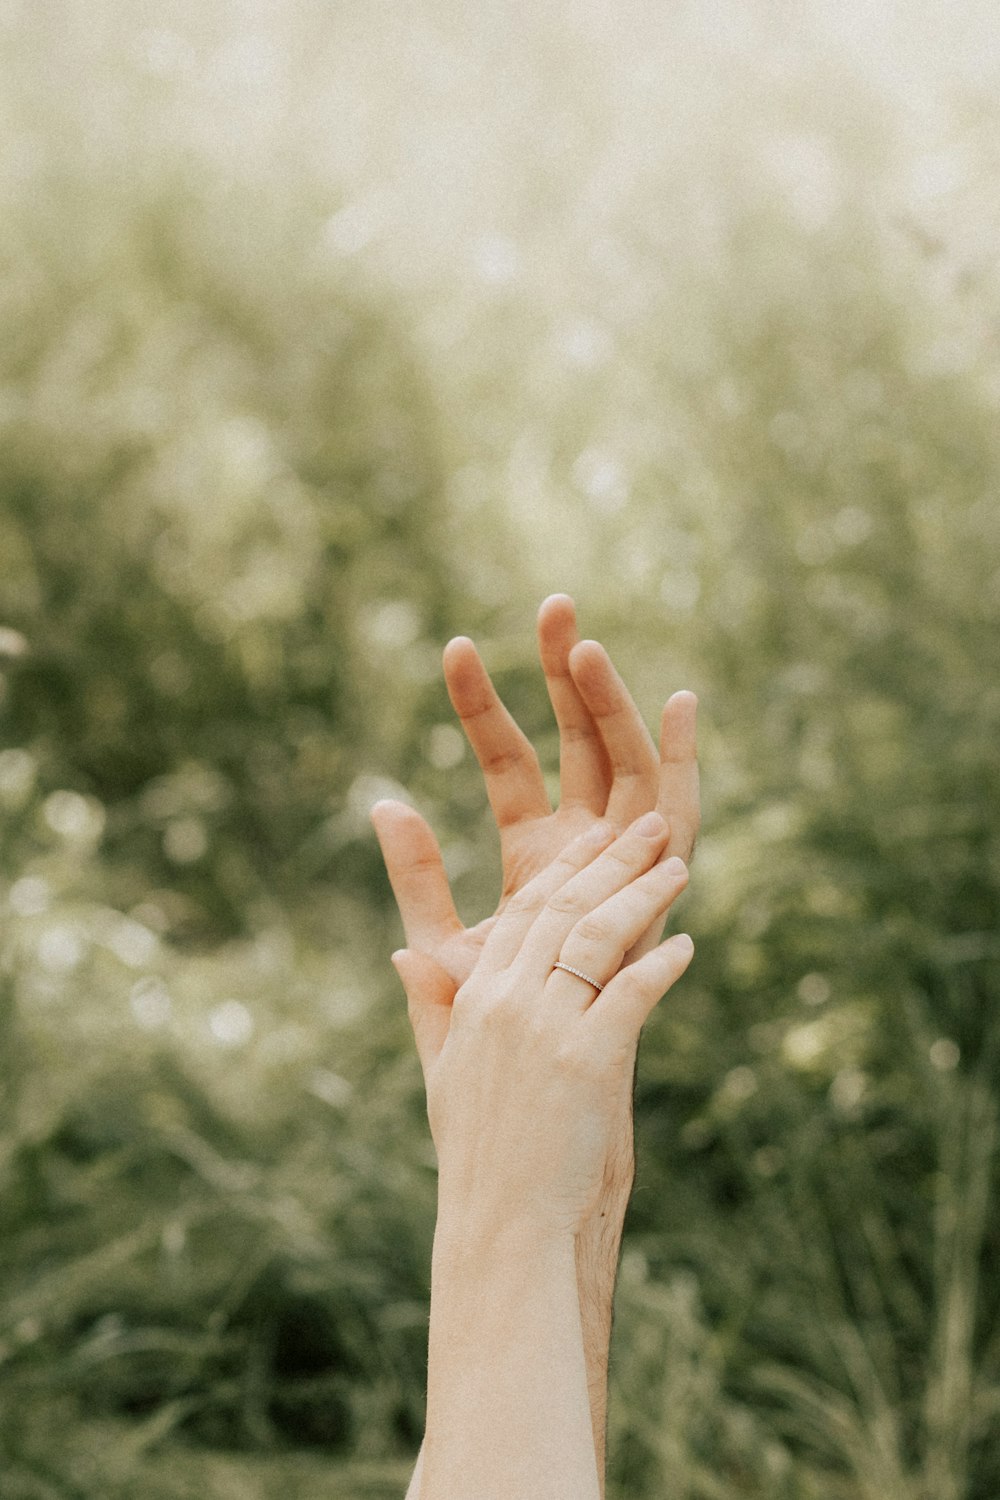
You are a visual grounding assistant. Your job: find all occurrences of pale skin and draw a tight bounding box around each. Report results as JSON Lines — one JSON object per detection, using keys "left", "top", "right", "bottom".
{"left": 392, "top": 818, "right": 694, "bottom": 1499}
{"left": 371, "top": 594, "right": 700, "bottom": 1496}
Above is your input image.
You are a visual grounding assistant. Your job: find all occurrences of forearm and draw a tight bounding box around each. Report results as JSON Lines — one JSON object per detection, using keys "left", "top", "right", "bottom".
{"left": 420, "top": 1214, "right": 601, "bottom": 1500}
{"left": 577, "top": 1062, "right": 636, "bottom": 1497}
{"left": 576, "top": 1208, "right": 627, "bottom": 1497}
{"left": 403, "top": 1217, "right": 623, "bottom": 1500}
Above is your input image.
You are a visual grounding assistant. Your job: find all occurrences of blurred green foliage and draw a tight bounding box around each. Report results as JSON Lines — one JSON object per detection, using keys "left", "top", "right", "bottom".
{"left": 2, "top": 2, "right": 999, "bottom": 1497}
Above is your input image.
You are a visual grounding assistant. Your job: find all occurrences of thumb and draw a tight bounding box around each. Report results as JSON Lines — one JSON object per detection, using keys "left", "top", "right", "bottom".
{"left": 391, "top": 948, "right": 457, "bottom": 1074}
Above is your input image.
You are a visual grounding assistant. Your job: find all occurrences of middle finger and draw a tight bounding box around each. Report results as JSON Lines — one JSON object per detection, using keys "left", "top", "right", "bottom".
{"left": 545, "top": 855, "right": 689, "bottom": 1012}
{"left": 512, "top": 811, "right": 670, "bottom": 976}
{"left": 568, "top": 640, "right": 660, "bottom": 825}
{"left": 537, "top": 594, "right": 611, "bottom": 814}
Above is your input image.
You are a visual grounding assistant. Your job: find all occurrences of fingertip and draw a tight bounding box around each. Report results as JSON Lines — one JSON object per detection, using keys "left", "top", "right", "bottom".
{"left": 443, "top": 634, "right": 476, "bottom": 665}
{"left": 443, "top": 636, "right": 491, "bottom": 705}
{"left": 660, "top": 691, "right": 698, "bottom": 758}
{"left": 391, "top": 948, "right": 459, "bottom": 1007}
{"left": 571, "top": 637, "right": 604, "bottom": 658}
{"left": 369, "top": 798, "right": 399, "bottom": 834}
{"left": 668, "top": 932, "right": 694, "bottom": 956}
{"left": 633, "top": 809, "right": 668, "bottom": 839}
{"left": 567, "top": 637, "right": 609, "bottom": 684}
{"left": 538, "top": 595, "right": 582, "bottom": 678}
{"left": 570, "top": 637, "right": 618, "bottom": 670}
{"left": 538, "top": 592, "right": 576, "bottom": 620}
{"left": 370, "top": 797, "right": 416, "bottom": 827}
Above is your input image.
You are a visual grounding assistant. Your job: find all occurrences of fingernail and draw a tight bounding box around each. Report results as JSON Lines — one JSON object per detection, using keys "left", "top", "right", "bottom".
{"left": 669, "top": 933, "right": 694, "bottom": 954}
{"left": 634, "top": 811, "right": 667, "bottom": 838}
{"left": 664, "top": 856, "right": 687, "bottom": 878}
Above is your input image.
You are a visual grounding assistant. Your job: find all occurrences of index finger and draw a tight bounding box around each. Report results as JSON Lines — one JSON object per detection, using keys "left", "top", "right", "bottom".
{"left": 444, "top": 636, "right": 552, "bottom": 829}
{"left": 537, "top": 594, "right": 611, "bottom": 813}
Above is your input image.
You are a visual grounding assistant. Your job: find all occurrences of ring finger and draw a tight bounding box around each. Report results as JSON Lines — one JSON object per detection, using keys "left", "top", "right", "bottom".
{"left": 482, "top": 810, "right": 668, "bottom": 972}
{"left": 543, "top": 855, "right": 689, "bottom": 1012}
{"left": 511, "top": 812, "right": 672, "bottom": 977}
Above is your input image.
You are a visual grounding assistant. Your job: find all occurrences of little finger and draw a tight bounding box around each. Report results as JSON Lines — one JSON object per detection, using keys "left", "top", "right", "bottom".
{"left": 583, "top": 933, "right": 695, "bottom": 1053}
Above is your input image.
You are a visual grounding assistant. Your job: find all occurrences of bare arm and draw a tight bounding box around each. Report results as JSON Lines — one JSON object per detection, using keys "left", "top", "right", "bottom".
{"left": 391, "top": 818, "right": 693, "bottom": 1498}
{"left": 422, "top": 1220, "right": 599, "bottom": 1500}
{"left": 375, "top": 596, "right": 699, "bottom": 1496}
{"left": 404, "top": 1211, "right": 627, "bottom": 1500}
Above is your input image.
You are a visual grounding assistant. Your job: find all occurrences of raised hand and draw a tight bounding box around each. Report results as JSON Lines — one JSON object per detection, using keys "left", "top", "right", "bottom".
{"left": 375, "top": 595, "right": 700, "bottom": 1499}
{"left": 393, "top": 815, "right": 693, "bottom": 1240}
{"left": 371, "top": 593, "right": 699, "bottom": 991}
{"left": 396, "top": 821, "right": 693, "bottom": 1500}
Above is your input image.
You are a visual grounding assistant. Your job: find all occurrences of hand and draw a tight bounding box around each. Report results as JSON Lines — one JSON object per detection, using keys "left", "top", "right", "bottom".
{"left": 392, "top": 815, "right": 693, "bottom": 1242}
{"left": 371, "top": 594, "right": 699, "bottom": 992}
{"left": 381, "top": 598, "right": 701, "bottom": 1498}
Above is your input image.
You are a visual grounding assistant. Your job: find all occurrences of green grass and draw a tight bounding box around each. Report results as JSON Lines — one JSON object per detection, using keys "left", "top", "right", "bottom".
{"left": 1, "top": 2, "right": 999, "bottom": 1496}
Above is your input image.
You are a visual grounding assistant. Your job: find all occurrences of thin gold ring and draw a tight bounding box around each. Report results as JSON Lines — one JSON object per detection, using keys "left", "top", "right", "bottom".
{"left": 551, "top": 961, "right": 604, "bottom": 992}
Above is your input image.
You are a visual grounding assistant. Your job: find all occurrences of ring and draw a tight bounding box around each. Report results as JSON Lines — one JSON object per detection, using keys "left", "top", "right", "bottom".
{"left": 551, "top": 961, "right": 604, "bottom": 992}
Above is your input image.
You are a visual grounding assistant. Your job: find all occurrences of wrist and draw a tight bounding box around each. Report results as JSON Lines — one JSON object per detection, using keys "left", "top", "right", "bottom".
{"left": 433, "top": 1205, "right": 576, "bottom": 1271}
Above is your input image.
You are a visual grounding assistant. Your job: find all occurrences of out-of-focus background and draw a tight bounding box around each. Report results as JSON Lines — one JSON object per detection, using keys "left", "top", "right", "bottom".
{"left": 1, "top": 1, "right": 999, "bottom": 1495}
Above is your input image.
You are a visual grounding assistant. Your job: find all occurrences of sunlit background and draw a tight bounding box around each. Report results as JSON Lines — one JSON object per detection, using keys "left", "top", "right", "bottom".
{"left": 1, "top": 2, "right": 999, "bottom": 1496}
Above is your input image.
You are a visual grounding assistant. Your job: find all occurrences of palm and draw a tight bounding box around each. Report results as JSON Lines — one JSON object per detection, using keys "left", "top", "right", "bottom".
{"left": 498, "top": 805, "right": 599, "bottom": 905}
{"left": 434, "top": 806, "right": 600, "bottom": 987}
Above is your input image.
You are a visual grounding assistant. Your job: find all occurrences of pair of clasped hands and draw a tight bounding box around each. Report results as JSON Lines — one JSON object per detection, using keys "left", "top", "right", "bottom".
{"left": 371, "top": 594, "right": 700, "bottom": 1248}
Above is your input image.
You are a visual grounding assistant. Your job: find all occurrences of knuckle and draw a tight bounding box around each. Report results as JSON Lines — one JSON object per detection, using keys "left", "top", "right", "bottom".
{"left": 484, "top": 742, "right": 539, "bottom": 777}
{"left": 554, "top": 1037, "right": 599, "bottom": 1079}
{"left": 479, "top": 999, "right": 505, "bottom": 1030}
{"left": 546, "top": 888, "right": 587, "bottom": 917}
{"left": 504, "top": 886, "right": 541, "bottom": 918}
{"left": 524, "top": 1008, "right": 552, "bottom": 1046}
{"left": 574, "top": 912, "right": 609, "bottom": 947}
{"left": 478, "top": 985, "right": 520, "bottom": 1029}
